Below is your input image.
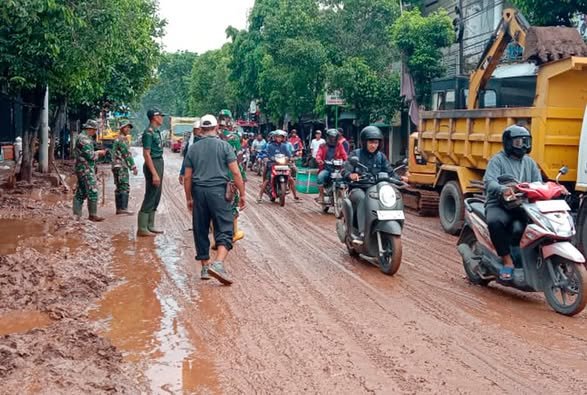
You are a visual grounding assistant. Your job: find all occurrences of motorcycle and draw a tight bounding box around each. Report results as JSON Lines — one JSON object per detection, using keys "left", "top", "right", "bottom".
{"left": 263, "top": 153, "right": 291, "bottom": 207}
{"left": 253, "top": 150, "right": 268, "bottom": 176}
{"left": 336, "top": 156, "right": 406, "bottom": 275}
{"left": 457, "top": 166, "right": 587, "bottom": 316}
{"left": 319, "top": 159, "right": 347, "bottom": 217}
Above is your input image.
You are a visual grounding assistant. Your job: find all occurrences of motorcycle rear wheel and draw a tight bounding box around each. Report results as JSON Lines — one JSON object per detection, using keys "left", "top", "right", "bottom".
{"left": 379, "top": 234, "right": 402, "bottom": 276}
{"left": 460, "top": 230, "right": 491, "bottom": 286}
{"left": 544, "top": 258, "right": 587, "bottom": 316}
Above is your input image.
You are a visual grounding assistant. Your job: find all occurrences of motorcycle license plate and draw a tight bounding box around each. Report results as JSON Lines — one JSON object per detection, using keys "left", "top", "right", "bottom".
{"left": 377, "top": 210, "right": 405, "bottom": 220}
{"left": 274, "top": 165, "right": 289, "bottom": 171}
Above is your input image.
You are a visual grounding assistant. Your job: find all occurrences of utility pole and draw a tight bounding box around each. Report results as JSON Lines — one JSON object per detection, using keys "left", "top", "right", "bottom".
{"left": 39, "top": 85, "right": 49, "bottom": 173}
{"left": 458, "top": 0, "right": 464, "bottom": 75}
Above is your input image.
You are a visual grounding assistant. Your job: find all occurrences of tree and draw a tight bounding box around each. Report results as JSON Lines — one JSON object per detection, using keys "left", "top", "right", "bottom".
{"left": 188, "top": 45, "right": 244, "bottom": 117}
{"left": 390, "top": 8, "right": 454, "bottom": 106}
{"left": 0, "top": 0, "right": 164, "bottom": 181}
{"left": 141, "top": 51, "right": 198, "bottom": 118}
{"left": 511, "top": 0, "right": 587, "bottom": 27}
{"left": 329, "top": 58, "right": 401, "bottom": 125}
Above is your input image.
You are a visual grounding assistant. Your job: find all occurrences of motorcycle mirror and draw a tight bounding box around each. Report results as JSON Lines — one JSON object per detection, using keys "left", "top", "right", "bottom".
{"left": 559, "top": 166, "right": 569, "bottom": 175}
{"left": 349, "top": 156, "right": 360, "bottom": 166}
{"left": 402, "top": 157, "right": 408, "bottom": 166}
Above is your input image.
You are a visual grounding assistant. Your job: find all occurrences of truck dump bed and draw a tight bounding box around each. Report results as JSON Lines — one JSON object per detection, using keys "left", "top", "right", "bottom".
{"left": 418, "top": 56, "right": 587, "bottom": 186}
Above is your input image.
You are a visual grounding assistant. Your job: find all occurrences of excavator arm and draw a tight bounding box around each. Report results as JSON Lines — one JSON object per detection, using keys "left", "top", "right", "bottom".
{"left": 467, "top": 8, "right": 529, "bottom": 109}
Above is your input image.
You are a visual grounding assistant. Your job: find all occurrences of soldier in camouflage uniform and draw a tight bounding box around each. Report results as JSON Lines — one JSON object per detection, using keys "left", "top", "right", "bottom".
{"left": 111, "top": 120, "right": 138, "bottom": 215}
{"left": 218, "top": 109, "right": 245, "bottom": 242}
{"left": 73, "top": 119, "right": 107, "bottom": 221}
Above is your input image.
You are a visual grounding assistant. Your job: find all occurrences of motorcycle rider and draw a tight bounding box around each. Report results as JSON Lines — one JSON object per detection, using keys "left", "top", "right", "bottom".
{"left": 288, "top": 129, "right": 304, "bottom": 157}
{"left": 251, "top": 133, "right": 267, "bottom": 169}
{"left": 257, "top": 130, "right": 297, "bottom": 202}
{"left": 343, "top": 126, "right": 399, "bottom": 244}
{"left": 316, "top": 128, "right": 348, "bottom": 204}
{"left": 484, "top": 125, "right": 542, "bottom": 281}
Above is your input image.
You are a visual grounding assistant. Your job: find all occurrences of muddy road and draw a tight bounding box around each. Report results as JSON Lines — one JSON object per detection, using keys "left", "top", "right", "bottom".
{"left": 89, "top": 149, "right": 585, "bottom": 394}
{"left": 3, "top": 149, "right": 587, "bottom": 393}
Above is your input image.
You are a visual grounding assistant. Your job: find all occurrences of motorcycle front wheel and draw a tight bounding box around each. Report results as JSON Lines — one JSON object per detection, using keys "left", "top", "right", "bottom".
{"left": 544, "top": 258, "right": 587, "bottom": 316}
{"left": 379, "top": 234, "right": 402, "bottom": 276}
{"left": 279, "top": 181, "right": 286, "bottom": 207}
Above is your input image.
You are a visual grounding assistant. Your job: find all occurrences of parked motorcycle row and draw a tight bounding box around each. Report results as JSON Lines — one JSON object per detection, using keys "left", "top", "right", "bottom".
{"left": 229, "top": 144, "right": 586, "bottom": 317}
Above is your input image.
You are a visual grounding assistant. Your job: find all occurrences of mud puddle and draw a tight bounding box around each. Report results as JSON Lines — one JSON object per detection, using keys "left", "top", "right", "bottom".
{"left": 0, "top": 309, "right": 52, "bottom": 336}
{"left": 0, "top": 218, "right": 83, "bottom": 255}
{"left": 90, "top": 234, "right": 220, "bottom": 393}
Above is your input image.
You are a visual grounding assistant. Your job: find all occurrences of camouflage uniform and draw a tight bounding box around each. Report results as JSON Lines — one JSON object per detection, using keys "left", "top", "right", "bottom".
{"left": 74, "top": 131, "right": 99, "bottom": 203}
{"left": 111, "top": 135, "right": 135, "bottom": 194}
{"left": 225, "top": 130, "right": 246, "bottom": 216}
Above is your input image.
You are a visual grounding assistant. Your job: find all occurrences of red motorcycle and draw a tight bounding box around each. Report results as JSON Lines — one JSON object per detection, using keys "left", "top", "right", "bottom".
{"left": 263, "top": 153, "right": 291, "bottom": 207}
{"left": 457, "top": 167, "right": 587, "bottom": 316}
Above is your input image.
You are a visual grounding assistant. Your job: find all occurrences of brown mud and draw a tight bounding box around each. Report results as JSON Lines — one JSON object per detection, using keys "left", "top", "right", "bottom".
{"left": 2, "top": 151, "right": 587, "bottom": 393}
{"left": 0, "top": 190, "right": 142, "bottom": 393}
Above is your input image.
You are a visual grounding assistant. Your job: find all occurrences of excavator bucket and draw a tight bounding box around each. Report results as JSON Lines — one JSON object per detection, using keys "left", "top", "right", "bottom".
{"left": 524, "top": 27, "right": 587, "bottom": 64}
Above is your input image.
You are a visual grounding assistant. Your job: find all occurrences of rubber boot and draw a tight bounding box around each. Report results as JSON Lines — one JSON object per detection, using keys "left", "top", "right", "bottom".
{"left": 148, "top": 211, "right": 164, "bottom": 234}
{"left": 137, "top": 212, "right": 155, "bottom": 237}
{"left": 73, "top": 197, "right": 84, "bottom": 217}
{"left": 118, "top": 193, "right": 134, "bottom": 215}
{"left": 115, "top": 193, "right": 123, "bottom": 215}
{"left": 233, "top": 217, "right": 245, "bottom": 243}
{"left": 88, "top": 200, "right": 105, "bottom": 222}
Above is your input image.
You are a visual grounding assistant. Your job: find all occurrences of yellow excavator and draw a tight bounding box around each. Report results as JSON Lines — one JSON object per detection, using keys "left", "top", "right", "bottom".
{"left": 404, "top": 8, "right": 587, "bottom": 239}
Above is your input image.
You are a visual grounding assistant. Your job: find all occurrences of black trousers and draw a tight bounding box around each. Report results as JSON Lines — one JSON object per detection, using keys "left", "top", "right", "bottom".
{"left": 192, "top": 185, "right": 234, "bottom": 261}
{"left": 486, "top": 206, "right": 526, "bottom": 257}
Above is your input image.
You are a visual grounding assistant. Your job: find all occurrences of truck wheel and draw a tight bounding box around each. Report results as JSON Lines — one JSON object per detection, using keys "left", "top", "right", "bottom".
{"left": 439, "top": 181, "right": 464, "bottom": 235}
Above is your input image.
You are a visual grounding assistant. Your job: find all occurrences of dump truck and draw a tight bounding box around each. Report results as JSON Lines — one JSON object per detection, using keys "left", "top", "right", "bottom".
{"left": 170, "top": 117, "right": 198, "bottom": 153}
{"left": 405, "top": 8, "right": 587, "bottom": 250}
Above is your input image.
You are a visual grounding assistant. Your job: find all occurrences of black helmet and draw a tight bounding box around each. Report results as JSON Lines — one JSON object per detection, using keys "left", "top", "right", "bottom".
{"left": 502, "top": 125, "right": 532, "bottom": 158}
{"left": 360, "top": 125, "right": 383, "bottom": 145}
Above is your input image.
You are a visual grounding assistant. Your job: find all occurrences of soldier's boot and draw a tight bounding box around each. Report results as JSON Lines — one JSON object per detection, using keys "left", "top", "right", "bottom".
{"left": 73, "top": 196, "right": 84, "bottom": 217}
{"left": 118, "top": 193, "right": 134, "bottom": 215}
{"left": 88, "top": 200, "right": 105, "bottom": 222}
{"left": 233, "top": 217, "right": 245, "bottom": 243}
{"left": 137, "top": 211, "right": 155, "bottom": 237}
{"left": 148, "top": 211, "right": 164, "bottom": 234}
{"left": 115, "top": 193, "right": 124, "bottom": 215}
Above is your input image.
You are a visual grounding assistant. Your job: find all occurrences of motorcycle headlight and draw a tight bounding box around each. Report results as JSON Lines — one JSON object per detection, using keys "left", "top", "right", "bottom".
{"left": 379, "top": 185, "right": 397, "bottom": 208}
{"left": 275, "top": 155, "right": 287, "bottom": 165}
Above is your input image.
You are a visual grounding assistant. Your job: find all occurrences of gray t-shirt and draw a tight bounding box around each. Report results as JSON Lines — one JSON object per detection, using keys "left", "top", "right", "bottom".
{"left": 185, "top": 136, "right": 236, "bottom": 187}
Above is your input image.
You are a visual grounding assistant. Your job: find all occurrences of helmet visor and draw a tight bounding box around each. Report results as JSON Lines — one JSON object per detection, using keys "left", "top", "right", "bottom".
{"left": 512, "top": 136, "right": 531, "bottom": 149}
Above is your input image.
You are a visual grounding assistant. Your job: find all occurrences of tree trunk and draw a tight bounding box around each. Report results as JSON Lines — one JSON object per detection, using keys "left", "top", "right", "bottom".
{"left": 49, "top": 97, "right": 67, "bottom": 169}
{"left": 19, "top": 87, "right": 45, "bottom": 183}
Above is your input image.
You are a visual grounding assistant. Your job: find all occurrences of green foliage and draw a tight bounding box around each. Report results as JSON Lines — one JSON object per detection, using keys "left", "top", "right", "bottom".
{"left": 511, "top": 0, "right": 587, "bottom": 27}
{"left": 390, "top": 8, "right": 454, "bottom": 106}
{"left": 329, "top": 58, "right": 401, "bottom": 125}
{"left": 188, "top": 45, "right": 244, "bottom": 117}
{"left": 0, "top": 0, "right": 165, "bottom": 108}
{"left": 141, "top": 51, "right": 198, "bottom": 118}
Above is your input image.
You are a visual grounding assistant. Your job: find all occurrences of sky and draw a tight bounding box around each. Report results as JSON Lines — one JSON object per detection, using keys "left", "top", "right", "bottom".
{"left": 158, "top": 0, "right": 256, "bottom": 54}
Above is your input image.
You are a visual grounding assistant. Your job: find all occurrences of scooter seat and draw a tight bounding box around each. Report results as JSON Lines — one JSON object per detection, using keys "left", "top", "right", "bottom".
{"left": 469, "top": 201, "right": 486, "bottom": 221}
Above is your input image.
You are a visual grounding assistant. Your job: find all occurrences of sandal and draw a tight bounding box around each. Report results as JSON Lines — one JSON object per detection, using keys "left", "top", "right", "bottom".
{"left": 499, "top": 266, "right": 514, "bottom": 281}
{"left": 256, "top": 198, "right": 262, "bottom": 203}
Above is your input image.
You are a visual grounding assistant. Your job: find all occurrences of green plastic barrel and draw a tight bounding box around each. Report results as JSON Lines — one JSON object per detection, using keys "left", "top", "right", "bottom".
{"left": 296, "top": 167, "right": 319, "bottom": 194}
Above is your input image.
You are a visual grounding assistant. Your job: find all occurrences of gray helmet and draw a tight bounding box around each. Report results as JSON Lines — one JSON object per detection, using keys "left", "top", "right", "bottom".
{"left": 325, "top": 128, "right": 338, "bottom": 138}
{"left": 502, "top": 124, "right": 532, "bottom": 158}
{"left": 360, "top": 125, "right": 383, "bottom": 143}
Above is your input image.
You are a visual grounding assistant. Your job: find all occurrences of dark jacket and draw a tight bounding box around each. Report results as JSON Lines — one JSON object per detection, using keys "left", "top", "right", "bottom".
{"left": 342, "top": 148, "right": 397, "bottom": 184}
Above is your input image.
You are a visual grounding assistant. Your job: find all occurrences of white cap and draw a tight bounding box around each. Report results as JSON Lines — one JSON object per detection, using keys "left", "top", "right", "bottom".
{"left": 200, "top": 114, "right": 217, "bottom": 127}
{"left": 192, "top": 118, "right": 201, "bottom": 128}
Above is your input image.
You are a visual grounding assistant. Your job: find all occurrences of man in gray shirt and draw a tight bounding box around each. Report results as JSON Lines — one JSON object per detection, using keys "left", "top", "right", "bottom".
{"left": 183, "top": 114, "right": 246, "bottom": 285}
{"left": 483, "top": 125, "right": 542, "bottom": 281}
